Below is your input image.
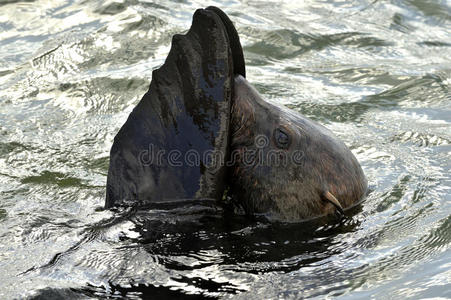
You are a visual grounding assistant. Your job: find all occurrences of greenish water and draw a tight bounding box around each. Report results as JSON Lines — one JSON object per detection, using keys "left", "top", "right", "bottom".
{"left": 1, "top": 0, "right": 450, "bottom": 298}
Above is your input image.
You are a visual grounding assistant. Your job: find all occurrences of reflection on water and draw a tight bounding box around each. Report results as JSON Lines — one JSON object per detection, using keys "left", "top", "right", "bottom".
{"left": 0, "top": 0, "right": 450, "bottom": 298}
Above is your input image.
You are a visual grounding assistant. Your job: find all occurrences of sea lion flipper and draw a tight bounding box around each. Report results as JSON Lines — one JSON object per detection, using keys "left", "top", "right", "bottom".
{"left": 206, "top": 6, "right": 245, "bottom": 78}
{"left": 106, "top": 8, "right": 239, "bottom": 208}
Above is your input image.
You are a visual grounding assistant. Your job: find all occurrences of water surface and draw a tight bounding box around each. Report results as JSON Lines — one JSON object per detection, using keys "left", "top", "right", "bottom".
{"left": 1, "top": 0, "right": 450, "bottom": 298}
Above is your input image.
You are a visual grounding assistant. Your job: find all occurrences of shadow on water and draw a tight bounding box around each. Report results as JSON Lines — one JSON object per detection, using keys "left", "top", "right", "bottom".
{"left": 25, "top": 200, "right": 363, "bottom": 298}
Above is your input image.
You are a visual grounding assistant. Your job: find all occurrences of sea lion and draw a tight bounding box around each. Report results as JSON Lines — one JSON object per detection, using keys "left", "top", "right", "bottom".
{"left": 105, "top": 6, "right": 367, "bottom": 221}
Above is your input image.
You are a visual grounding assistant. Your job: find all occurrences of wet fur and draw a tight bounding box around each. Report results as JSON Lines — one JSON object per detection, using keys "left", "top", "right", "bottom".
{"left": 229, "top": 75, "right": 367, "bottom": 221}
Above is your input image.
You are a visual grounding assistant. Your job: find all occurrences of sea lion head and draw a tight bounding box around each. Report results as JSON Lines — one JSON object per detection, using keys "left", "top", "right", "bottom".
{"left": 228, "top": 75, "right": 367, "bottom": 221}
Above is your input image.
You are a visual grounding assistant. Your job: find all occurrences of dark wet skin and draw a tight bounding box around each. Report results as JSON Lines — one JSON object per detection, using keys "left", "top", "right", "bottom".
{"left": 228, "top": 75, "right": 367, "bottom": 221}
{"left": 105, "top": 6, "right": 368, "bottom": 221}
{"left": 105, "top": 8, "right": 235, "bottom": 207}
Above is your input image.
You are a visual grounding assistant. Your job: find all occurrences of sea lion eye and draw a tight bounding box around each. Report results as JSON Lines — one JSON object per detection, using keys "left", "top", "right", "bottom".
{"left": 274, "top": 127, "right": 291, "bottom": 149}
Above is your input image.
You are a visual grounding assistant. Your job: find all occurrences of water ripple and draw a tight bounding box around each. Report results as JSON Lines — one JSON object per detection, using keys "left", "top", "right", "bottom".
{"left": 1, "top": 0, "right": 450, "bottom": 299}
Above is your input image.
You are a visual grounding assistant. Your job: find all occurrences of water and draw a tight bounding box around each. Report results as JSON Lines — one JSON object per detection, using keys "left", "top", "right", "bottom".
{"left": 1, "top": 0, "right": 450, "bottom": 298}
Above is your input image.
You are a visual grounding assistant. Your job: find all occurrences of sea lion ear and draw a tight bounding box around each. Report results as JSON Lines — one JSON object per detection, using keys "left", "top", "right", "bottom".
{"left": 206, "top": 6, "right": 246, "bottom": 78}
{"left": 105, "top": 8, "right": 235, "bottom": 208}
